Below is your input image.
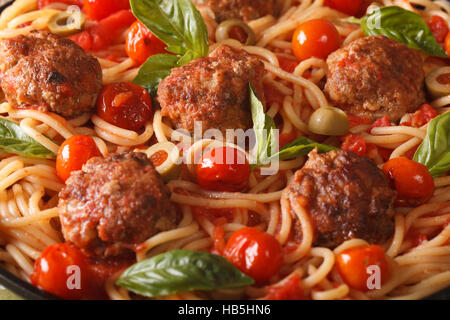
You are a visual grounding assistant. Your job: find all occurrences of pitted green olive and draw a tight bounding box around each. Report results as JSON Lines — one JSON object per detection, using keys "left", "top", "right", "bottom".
{"left": 426, "top": 66, "right": 450, "bottom": 99}
{"left": 308, "top": 106, "right": 350, "bottom": 136}
{"left": 48, "top": 10, "right": 85, "bottom": 36}
{"left": 215, "top": 19, "right": 256, "bottom": 46}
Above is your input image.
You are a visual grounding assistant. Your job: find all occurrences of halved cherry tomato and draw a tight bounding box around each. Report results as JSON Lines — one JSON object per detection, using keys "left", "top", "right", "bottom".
{"left": 38, "top": 0, "right": 83, "bottom": 9}
{"left": 196, "top": 147, "right": 250, "bottom": 192}
{"left": 446, "top": 32, "right": 450, "bottom": 56}
{"left": 427, "top": 16, "right": 449, "bottom": 43}
{"left": 336, "top": 244, "right": 389, "bottom": 291}
{"left": 69, "top": 10, "right": 135, "bottom": 52}
{"left": 30, "top": 243, "right": 91, "bottom": 299}
{"left": 292, "top": 19, "right": 340, "bottom": 61}
{"left": 84, "top": 0, "right": 130, "bottom": 21}
{"left": 125, "top": 21, "right": 167, "bottom": 64}
{"left": 97, "top": 82, "right": 152, "bottom": 131}
{"left": 324, "top": 0, "right": 363, "bottom": 16}
{"left": 263, "top": 273, "right": 307, "bottom": 300}
{"left": 382, "top": 157, "right": 435, "bottom": 207}
{"left": 56, "top": 135, "right": 101, "bottom": 182}
{"left": 341, "top": 133, "right": 366, "bottom": 157}
{"left": 223, "top": 227, "right": 283, "bottom": 284}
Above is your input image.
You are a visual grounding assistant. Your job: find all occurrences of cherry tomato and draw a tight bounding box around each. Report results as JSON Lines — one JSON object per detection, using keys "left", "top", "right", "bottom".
{"left": 97, "top": 82, "right": 152, "bottom": 131}
{"left": 382, "top": 157, "right": 435, "bottom": 207}
{"left": 446, "top": 32, "right": 450, "bottom": 56}
{"left": 83, "top": 0, "right": 130, "bottom": 21}
{"left": 336, "top": 245, "right": 389, "bottom": 291}
{"left": 292, "top": 19, "right": 340, "bottom": 61}
{"left": 263, "top": 273, "right": 307, "bottom": 300}
{"left": 56, "top": 135, "right": 101, "bottom": 182}
{"left": 125, "top": 21, "right": 167, "bottom": 64}
{"left": 427, "top": 16, "right": 449, "bottom": 43}
{"left": 30, "top": 243, "right": 90, "bottom": 299}
{"left": 324, "top": 0, "right": 363, "bottom": 16}
{"left": 341, "top": 133, "right": 367, "bottom": 157}
{"left": 196, "top": 147, "right": 250, "bottom": 192}
{"left": 38, "top": 0, "right": 83, "bottom": 9}
{"left": 69, "top": 10, "right": 135, "bottom": 52}
{"left": 223, "top": 227, "right": 283, "bottom": 284}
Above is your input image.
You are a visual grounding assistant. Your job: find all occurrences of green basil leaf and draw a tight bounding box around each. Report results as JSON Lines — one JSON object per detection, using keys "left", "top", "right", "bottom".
{"left": 272, "top": 137, "right": 338, "bottom": 161}
{"left": 0, "top": 117, "right": 55, "bottom": 159}
{"left": 130, "top": 0, "right": 209, "bottom": 58}
{"left": 133, "top": 54, "right": 179, "bottom": 96}
{"left": 116, "top": 249, "right": 254, "bottom": 298}
{"left": 413, "top": 111, "right": 450, "bottom": 177}
{"left": 361, "top": 6, "right": 447, "bottom": 58}
{"left": 250, "top": 84, "right": 277, "bottom": 169}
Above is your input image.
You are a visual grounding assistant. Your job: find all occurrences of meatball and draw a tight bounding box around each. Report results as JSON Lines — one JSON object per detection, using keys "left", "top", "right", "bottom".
{"left": 58, "top": 152, "right": 177, "bottom": 258}
{"left": 324, "top": 36, "right": 425, "bottom": 122}
{"left": 0, "top": 31, "right": 102, "bottom": 118}
{"left": 193, "top": 0, "right": 281, "bottom": 22}
{"left": 281, "top": 149, "right": 395, "bottom": 248}
{"left": 158, "top": 44, "right": 265, "bottom": 134}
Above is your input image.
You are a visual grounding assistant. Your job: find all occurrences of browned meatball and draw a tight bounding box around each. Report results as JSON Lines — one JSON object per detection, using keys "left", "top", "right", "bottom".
{"left": 158, "top": 45, "right": 265, "bottom": 134}
{"left": 193, "top": 0, "right": 281, "bottom": 22}
{"left": 58, "top": 152, "right": 177, "bottom": 258}
{"left": 281, "top": 149, "right": 395, "bottom": 248}
{"left": 324, "top": 36, "right": 425, "bottom": 122}
{"left": 0, "top": 31, "right": 102, "bottom": 118}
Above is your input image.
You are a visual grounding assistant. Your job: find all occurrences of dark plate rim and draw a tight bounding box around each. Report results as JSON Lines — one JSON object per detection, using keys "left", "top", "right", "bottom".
{"left": 0, "top": 0, "right": 448, "bottom": 301}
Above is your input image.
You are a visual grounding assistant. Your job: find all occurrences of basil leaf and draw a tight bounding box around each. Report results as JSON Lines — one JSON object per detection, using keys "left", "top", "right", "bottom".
{"left": 413, "top": 111, "right": 450, "bottom": 177}
{"left": 130, "top": 0, "right": 209, "bottom": 59}
{"left": 133, "top": 54, "right": 179, "bottom": 96}
{"left": 273, "top": 137, "right": 338, "bottom": 161}
{"left": 250, "top": 84, "right": 277, "bottom": 169}
{"left": 361, "top": 6, "right": 447, "bottom": 58}
{"left": 116, "top": 249, "right": 254, "bottom": 298}
{"left": 0, "top": 117, "right": 55, "bottom": 159}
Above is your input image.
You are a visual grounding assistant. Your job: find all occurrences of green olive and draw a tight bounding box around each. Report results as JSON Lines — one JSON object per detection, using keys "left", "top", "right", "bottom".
{"left": 145, "top": 142, "right": 181, "bottom": 182}
{"left": 308, "top": 106, "right": 350, "bottom": 136}
{"left": 215, "top": 19, "right": 256, "bottom": 46}
{"left": 426, "top": 66, "right": 450, "bottom": 99}
{"left": 48, "top": 10, "right": 85, "bottom": 36}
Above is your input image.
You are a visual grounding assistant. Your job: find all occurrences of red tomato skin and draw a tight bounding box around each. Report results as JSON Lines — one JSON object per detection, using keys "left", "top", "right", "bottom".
{"left": 56, "top": 135, "right": 101, "bottom": 182}
{"left": 292, "top": 19, "right": 340, "bottom": 61}
{"left": 370, "top": 116, "right": 391, "bottom": 131}
{"left": 336, "top": 245, "right": 389, "bottom": 291}
{"left": 96, "top": 82, "right": 152, "bottom": 131}
{"left": 84, "top": 0, "right": 130, "bottom": 21}
{"left": 341, "top": 133, "right": 367, "bottom": 157}
{"left": 125, "top": 21, "right": 167, "bottom": 64}
{"left": 263, "top": 273, "right": 307, "bottom": 300}
{"left": 324, "top": 0, "right": 363, "bottom": 16}
{"left": 223, "top": 228, "right": 284, "bottom": 284}
{"left": 427, "top": 16, "right": 449, "bottom": 43}
{"left": 446, "top": 32, "right": 450, "bottom": 56}
{"left": 382, "top": 157, "right": 435, "bottom": 207}
{"left": 38, "top": 0, "right": 83, "bottom": 9}
{"left": 404, "top": 104, "right": 439, "bottom": 128}
{"left": 196, "top": 147, "right": 250, "bottom": 192}
{"left": 30, "top": 243, "right": 90, "bottom": 299}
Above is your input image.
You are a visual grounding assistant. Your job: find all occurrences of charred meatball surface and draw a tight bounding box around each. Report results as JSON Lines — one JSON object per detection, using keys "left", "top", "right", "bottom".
{"left": 324, "top": 36, "right": 425, "bottom": 122}
{"left": 0, "top": 31, "right": 102, "bottom": 118}
{"left": 158, "top": 45, "right": 265, "bottom": 134}
{"left": 282, "top": 149, "right": 395, "bottom": 248}
{"left": 58, "top": 152, "right": 177, "bottom": 258}
{"left": 193, "top": 0, "right": 281, "bottom": 22}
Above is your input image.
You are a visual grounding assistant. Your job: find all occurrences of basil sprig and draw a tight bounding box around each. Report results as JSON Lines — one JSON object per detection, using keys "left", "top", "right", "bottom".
{"left": 352, "top": 6, "right": 447, "bottom": 58}
{"left": 116, "top": 249, "right": 254, "bottom": 298}
{"left": 413, "top": 111, "right": 450, "bottom": 177}
{"left": 0, "top": 117, "right": 55, "bottom": 159}
{"left": 250, "top": 85, "right": 336, "bottom": 168}
{"left": 130, "top": 0, "right": 209, "bottom": 95}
